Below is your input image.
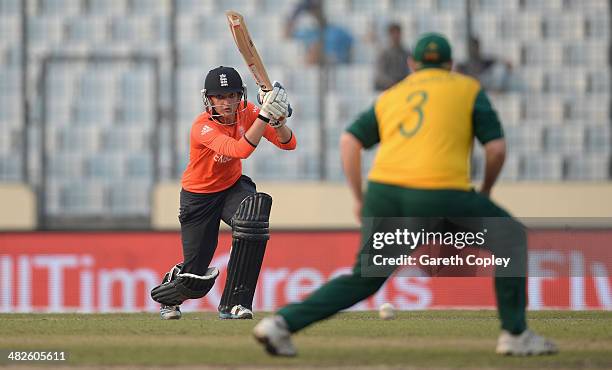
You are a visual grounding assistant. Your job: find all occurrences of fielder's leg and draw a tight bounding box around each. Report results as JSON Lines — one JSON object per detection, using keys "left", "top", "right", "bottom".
{"left": 219, "top": 192, "right": 272, "bottom": 319}
{"left": 455, "top": 193, "right": 557, "bottom": 355}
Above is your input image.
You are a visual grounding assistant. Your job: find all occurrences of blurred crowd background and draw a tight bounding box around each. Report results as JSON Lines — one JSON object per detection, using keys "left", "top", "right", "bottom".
{"left": 0, "top": 0, "right": 610, "bottom": 229}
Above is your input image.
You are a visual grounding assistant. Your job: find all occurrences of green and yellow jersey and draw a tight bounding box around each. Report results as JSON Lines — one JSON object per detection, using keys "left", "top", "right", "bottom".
{"left": 347, "top": 68, "right": 504, "bottom": 191}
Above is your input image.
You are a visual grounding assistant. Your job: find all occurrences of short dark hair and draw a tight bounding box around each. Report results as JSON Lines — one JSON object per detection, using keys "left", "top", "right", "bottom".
{"left": 387, "top": 22, "right": 402, "bottom": 33}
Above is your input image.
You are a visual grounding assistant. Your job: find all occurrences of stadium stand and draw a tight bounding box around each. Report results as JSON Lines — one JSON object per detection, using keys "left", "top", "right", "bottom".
{"left": 0, "top": 0, "right": 610, "bottom": 227}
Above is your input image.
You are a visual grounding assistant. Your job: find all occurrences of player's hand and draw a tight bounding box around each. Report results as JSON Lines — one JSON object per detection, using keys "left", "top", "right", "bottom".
{"left": 260, "top": 84, "right": 289, "bottom": 121}
{"left": 259, "top": 81, "right": 292, "bottom": 118}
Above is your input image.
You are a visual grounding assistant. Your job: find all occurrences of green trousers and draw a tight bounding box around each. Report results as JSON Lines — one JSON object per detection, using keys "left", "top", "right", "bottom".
{"left": 278, "top": 181, "right": 527, "bottom": 335}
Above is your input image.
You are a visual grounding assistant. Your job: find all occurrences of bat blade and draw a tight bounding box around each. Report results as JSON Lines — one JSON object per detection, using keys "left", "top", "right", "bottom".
{"left": 226, "top": 10, "right": 273, "bottom": 91}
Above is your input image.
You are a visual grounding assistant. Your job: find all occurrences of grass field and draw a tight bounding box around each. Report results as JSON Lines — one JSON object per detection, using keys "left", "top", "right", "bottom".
{"left": 1, "top": 310, "right": 611, "bottom": 369}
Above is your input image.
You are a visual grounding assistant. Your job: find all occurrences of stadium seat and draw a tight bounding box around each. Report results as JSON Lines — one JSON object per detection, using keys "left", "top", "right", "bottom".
{"left": 522, "top": 94, "right": 565, "bottom": 122}
{"left": 390, "top": 0, "right": 434, "bottom": 13}
{"left": 0, "top": 0, "right": 20, "bottom": 14}
{"left": 0, "top": 154, "right": 20, "bottom": 181}
{"left": 84, "top": 0, "right": 126, "bottom": 15}
{"left": 58, "top": 182, "right": 106, "bottom": 215}
{"left": 499, "top": 13, "right": 542, "bottom": 41}
{"left": 585, "top": 124, "right": 611, "bottom": 154}
{"left": 505, "top": 125, "right": 544, "bottom": 154}
{"left": 176, "top": 0, "right": 215, "bottom": 14}
{"left": 100, "top": 127, "right": 150, "bottom": 152}
{"left": 110, "top": 16, "right": 154, "bottom": 42}
{"left": 490, "top": 93, "right": 521, "bottom": 125}
{"left": 519, "top": 154, "right": 563, "bottom": 180}
{"left": 0, "top": 16, "right": 18, "bottom": 43}
{"left": 522, "top": 0, "right": 564, "bottom": 11}
{"left": 84, "top": 153, "right": 126, "bottom": 179}
{"left": 472, "top": 0, "right": 520, "bottom": 12}
{"left": 48, "top": 153, "right": 84, "bottom": 178}
{"left": 472, "top": 13, "right": 500, "bottom": 41}
{"left": 197, "top": 14, "right": 229, "bottom": 40}
{"left": 565, "top": 0, "right": 609, "bottom": 10}
{"left": 522, "top": 41, "right": 564, "bottom": 66}
{"left": 38, "top": 0, "right": 82, "bottom": 16}
{"left": 543, "top": 125, "right": 585, "bottom": 155}
{"left": 125, "top": 154, "right": 153, "bottom": 178}
{"left": 542, "top": 13, "right": 585, "bottom": 40}
{"left": 128, "top": 0, "right": 170, "bottom": 14}
{"left": 437, "top": 0, "right": 466, "bottom": 12}
{"left": 586, "top": 69, "right": 610, "bottom": 94}
{"left": 567, "top": 96, "right": 610, "bottom": 123}
{"left": 179, "top": 42, "right": 219, "bottom": 66}
{"left": 585, "top": 13, "right": 610, "bottom": 40}
{"left": 565, "top": 154, "right": 610, "bottom": 180}
{"left": 331, "top": 65, "right": 373, "bottom": 93}
{"left": 55, "top": 127, "right": 101, "bottom": 153}
{"left": 65, "top": 16, "right": 108, "bottom": 43}
{"left": 72, "top": 103, "right": 114, "bottom": 126}
{"left": 221, "top": 0, "right": 257, "bottom": 16}
{"left": 543, "top": 68, "right": 587, "bottom": 94}
{"left": 323, "top": 0, "right": 348, "bottom": 15}
{"left": 565, "top": 41, "right": 609, "bottom": 67}
{"left": 349, "top": 0, "right": 390, "bottom": 14}
{"left": 27, "top": 16, "right": 64, "bottom": 45}
{"left": 418, "top": 13, "right": 467, "bottom": 41}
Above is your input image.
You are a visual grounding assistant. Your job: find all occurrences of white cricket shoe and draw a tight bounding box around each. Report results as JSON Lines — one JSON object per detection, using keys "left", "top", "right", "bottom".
{"left": 219, "top": 305, "right": 254, "bottom": 319}
{"left": 496, "top": 329, "right": 558, "bottom": 356}
{"left": 253, "top": 315, "right": 297, "bottom": 357}
{"left": 160, "top": 305, "right": 182, "bottom": 320}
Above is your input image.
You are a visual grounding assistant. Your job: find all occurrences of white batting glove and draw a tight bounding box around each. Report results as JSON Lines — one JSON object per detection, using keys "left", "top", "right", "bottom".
{"left": 260, "top": 85, "right": 289, "bottom": 121}
{"left": 258, "top": 81, "right": 292, "bottom": 119}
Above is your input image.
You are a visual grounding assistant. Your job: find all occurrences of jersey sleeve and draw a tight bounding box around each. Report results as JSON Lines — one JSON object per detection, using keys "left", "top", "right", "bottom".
{"left": 249, "top": 102, "right": 297, "bottom": 150}
{"left": 472, "top": 89, "right": 504, "bottom": 145}
{"left": 263, "top": 124, "right": 297, "bottom": 150}
{"left": 191, "top": 121, "right": 256, "bottom": 159}
{"left": 346, "top": 105, "right": 380, "bottom": 149}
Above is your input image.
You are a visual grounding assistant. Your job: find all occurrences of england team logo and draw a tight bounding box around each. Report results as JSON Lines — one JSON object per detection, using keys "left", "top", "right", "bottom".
{"left": 219, "top": 74, "right": 228, "bottom": 86}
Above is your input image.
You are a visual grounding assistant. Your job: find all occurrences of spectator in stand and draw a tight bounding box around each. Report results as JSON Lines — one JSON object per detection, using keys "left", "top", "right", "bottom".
{"left": 374, "top": 22, "right": 411, "bottom": 91}
{"left": 285, "top": 0, "right": 354, "bottom": 65}
{"left": 456, "top": 37, "right": 522, "bottom": 92}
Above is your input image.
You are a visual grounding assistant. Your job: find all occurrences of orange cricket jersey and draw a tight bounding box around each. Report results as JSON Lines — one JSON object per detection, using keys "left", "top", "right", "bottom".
{"left": 181, "top": 102, "right": 297, "bottom": 193}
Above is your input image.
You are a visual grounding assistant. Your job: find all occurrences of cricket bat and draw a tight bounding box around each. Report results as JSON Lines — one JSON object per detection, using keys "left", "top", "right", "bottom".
{"left": 226, "top": 10, "right": 273, "bottom": 91}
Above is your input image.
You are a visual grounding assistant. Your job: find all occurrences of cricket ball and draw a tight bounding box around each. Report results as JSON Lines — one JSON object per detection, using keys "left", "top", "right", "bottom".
{"left": 378, "top": 302, "right": 395, "bottom": 320}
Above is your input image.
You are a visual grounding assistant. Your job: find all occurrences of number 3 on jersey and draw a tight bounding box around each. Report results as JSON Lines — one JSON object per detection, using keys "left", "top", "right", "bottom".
{"left": 399, "top": 90, "right": 428, "bottom": 138}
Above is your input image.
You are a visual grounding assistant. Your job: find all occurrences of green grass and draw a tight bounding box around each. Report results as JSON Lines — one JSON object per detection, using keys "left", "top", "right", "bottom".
{"left": 1, "top": 311, "right": 611, "bottom": 369}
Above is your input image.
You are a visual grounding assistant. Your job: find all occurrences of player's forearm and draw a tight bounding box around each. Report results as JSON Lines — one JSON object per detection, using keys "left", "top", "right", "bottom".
{"left": 481, "top": 138, "right": 506, "bottom": 195}
{"left": 275, "top": 124, "right": 292, "bottom": 143}
{"left": 341, "top": 133, "right": 364, "bottom": 202}
{"left": 244, "top": 119, "right": 269, "bottom": 147}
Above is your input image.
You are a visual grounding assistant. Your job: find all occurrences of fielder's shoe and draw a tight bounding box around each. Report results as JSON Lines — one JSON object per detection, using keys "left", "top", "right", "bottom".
{"left": 160, "top": 305, "right": 182, "bottom": 320}
{"left": 253, "top": 315, "right": 297, "bottom": 357}
{"left": 496, "top": 329, "right": 558, "bottom": 356}
{"left": 219, "top": 305, "right": 253, "bottom": 320}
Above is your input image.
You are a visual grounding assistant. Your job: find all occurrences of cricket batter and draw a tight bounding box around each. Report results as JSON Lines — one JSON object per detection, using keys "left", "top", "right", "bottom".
{"left": 254, "top": 34, "right": 557, "bottom": 356}
{"left": 151, "top": 66, "right": 296, "bottom": 320}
